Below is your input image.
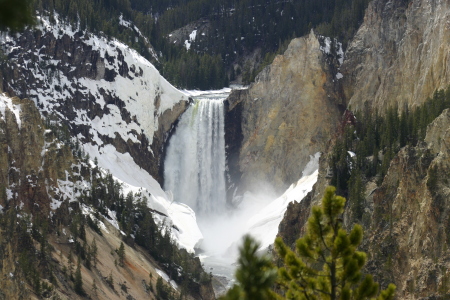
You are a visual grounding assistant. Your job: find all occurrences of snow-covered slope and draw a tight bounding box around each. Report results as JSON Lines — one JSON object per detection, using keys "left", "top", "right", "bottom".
{"left": 0, "top": 14, "right": 201, "bottom": 251}
{"left": 84, "top": 143, "right": 202, "bottom": 251}
{"left": 2, "top": 14, "right": 187, "bottom": 147}
{"left": 245, "top": 152, "right": 320, "bottom": 249}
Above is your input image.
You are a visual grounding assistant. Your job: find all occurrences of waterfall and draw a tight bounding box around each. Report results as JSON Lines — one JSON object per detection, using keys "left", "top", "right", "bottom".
{"left": 164, "top": 97, "right": 227, "bottom": 217}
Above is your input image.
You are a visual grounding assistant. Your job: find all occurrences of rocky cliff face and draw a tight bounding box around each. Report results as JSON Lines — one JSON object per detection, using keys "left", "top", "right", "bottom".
{"left": 361, "top": 142, "right": 445, "bottom": 298}
{"left": 0, "top": 95, "right": 55, "bottom": 300}
{"left": 226, "top": 31, "right": 343, "bottom": 195}
{"left": 341, "top": 0, "right": 450, "bottom": 111}
{"left": 279, "top": 109, "right": 450, "bottom": 298}
{"left": 0, "top": 16, "right": 188, "bottom": 183}
{"left": 0, "top": 94, "right": 214, "bottom": 300}
{"left": 0, "top": 95, "right": 76, "bottom": 217}
{"left": 274, "top": 0, "right": 450, "bottom": 298}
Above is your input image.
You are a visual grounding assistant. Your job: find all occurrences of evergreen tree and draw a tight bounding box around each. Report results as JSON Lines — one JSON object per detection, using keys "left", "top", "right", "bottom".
{"left": 348, "top": 168, "right": 365, "bottom": 221}
{"left": 275, "top": 186, "right": 396, "bottom": 300}
{"left": 74, "top": 259, "right": 83, "bottom": 295}
{"left": 92, "top": 279, "right": 98, "bottom": 297}
{"left": 118, "top": 241, "right": 125, "bottom": 267}
{"left": 156, "top": 276, "right": 173, "bottom": 300}
{"left": 221, "top": 236, "right": 277, "bottom": 300}
{"left": 0, "top": 0, "right": 35, "bottom": 31}
{"left": 91, "top": 239, "right": 98, "bottom": 267}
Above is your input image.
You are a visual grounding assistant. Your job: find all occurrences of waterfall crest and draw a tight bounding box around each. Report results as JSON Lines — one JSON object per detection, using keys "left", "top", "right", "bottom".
{"left": 164, "top": 98, "right": 227, "bottom": 217}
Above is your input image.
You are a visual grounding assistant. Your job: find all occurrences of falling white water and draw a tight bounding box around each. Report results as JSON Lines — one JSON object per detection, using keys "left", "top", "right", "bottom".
{"left": 164, "top": 89, "right": 320, "bottom": 292}
{"left": 164, "top": 96, "right": 227, "bottom": 217}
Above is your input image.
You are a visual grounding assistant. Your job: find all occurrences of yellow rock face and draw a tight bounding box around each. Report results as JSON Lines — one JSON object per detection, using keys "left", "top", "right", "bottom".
{"left": 342, "top": 0, "right": 450, "bottom": 112}
{"left": 237, "top": 31, "right": 342, "bottom": 194}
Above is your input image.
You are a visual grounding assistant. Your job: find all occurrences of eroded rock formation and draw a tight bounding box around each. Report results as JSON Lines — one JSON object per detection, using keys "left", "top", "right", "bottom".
{"left": 226, "top": 31, "right": 343, "bottom": 195}
{"left": 341, "top": 0, "right": 450, "bottom": 111}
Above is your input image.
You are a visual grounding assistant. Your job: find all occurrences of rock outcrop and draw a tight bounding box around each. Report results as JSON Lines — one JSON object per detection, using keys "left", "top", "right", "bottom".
{"left": 0, "top": 95, "right": 76, "bottom": 217}
{"left": 341, "top": 0, "right": 450, "bottom": 111}
{"left": 278, "top": 107, "right": 450, "bottom": 298}
{"left": 0, "top": 18, "right": 188, "bottom": 183}
{"left": 226, "top": 31, "right": 343, "bottom": 195}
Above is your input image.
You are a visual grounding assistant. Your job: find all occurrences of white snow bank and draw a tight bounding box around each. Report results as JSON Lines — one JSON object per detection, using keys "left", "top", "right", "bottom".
{"left": 184, "top": 30, "right": 197, "bottom": 50}
{"left": 81, "top": 204, "right": 110, "bottom": 234}
{"left": 0, "top": 94, "right": 22, "bottom": 129}
{"left": 245, "top": 152, "right": 320, "bottom": 250}
{"left": 189, "top": 30, "right": 197, "bottom": 42}
{"left": 181, "top": 88, "right": 232, "bottom": 97}
{"left": 320, "top": 37, "right": 331, "bottom": 54}
{"left": 9, "top": 14, "right": 187, "bottom": 146}
{"left": 118, "top": 14, "right": 132, "bottom": 28}
{"left": 181, "top": 86, "right": 247, "bottom": 98}
{"left": 156, "top": 268, "right": 178, "bottom": 290}
{"left": 2, "top": 15, "right": 201, "bottom": 251}
{"left": 83, "top": 143, "right": 203, "bottom": 253}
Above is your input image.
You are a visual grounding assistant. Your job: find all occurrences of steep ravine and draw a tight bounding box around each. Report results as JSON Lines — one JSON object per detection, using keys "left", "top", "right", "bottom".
{"left": 274, "top": 0, "right": 450, "bottom": 296}
{"left": 221, "top": 0, "right": 450, "bottom": 298}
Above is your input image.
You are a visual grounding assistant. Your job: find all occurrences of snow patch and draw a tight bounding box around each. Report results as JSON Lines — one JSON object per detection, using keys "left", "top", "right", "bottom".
{"left": 0, "top": 94, "right": 22, "bottom": 129}
{"left": 6, "top": 189, "right": 13, "bottom": 201}
{"left": 246, "top": 152, "right": 320, "bottom": 250}
{"left": 184, "top": 30, "right": 197, "bottom": 50}
{"left": 83, "top": 143, "right": 203, "bottom": 252}
{"left": 81, "top": 204, "right": 110, "bottom": 234}
{"left": 189, "top": 30, "right": 197, "bottom": 42}
{"left": 118, "top": 14, "right": 132, "bottom": 28}
{"left": 337, "top": 42, "right": 344, "bottom": 65}
{"left": 320, "top": 37, "right": 331, "bottom": 54}
{"left": 3, "top": 14, "right": 187, "bottom": 146}
{"left": 156, "top": 268, "right": 178, "bottom": 290}
{"left": 181, "top": 87, "right": 232, "bottom": 98}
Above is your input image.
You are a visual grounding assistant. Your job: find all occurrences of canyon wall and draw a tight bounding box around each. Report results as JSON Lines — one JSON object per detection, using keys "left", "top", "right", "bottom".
{"left": 342, "top": 0, "right": 450, "bottom": 111}
{"left": 226, "top": 31, "right": 343, "bottom": 195}
{"left": 277, "top": 0, "right": 450, "bottom": 297}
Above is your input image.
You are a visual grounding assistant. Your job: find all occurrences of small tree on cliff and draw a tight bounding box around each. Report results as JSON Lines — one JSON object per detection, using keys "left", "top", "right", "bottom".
{"left": 118, "top": 241, "right": 125, "bottom": 267}
{"left": 275, "top": 186, "right": 396, "bottom": 300}
{"left": 222, "top": 186, "right": 396, "bottom": 300}
{"left": 221, "top": 235, "right": 278, "bottom": 300}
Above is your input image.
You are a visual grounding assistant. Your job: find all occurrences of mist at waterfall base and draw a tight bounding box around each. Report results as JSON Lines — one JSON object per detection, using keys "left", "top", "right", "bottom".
{"left": 164, "top": 89, "right": 319, "bottom": 280}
